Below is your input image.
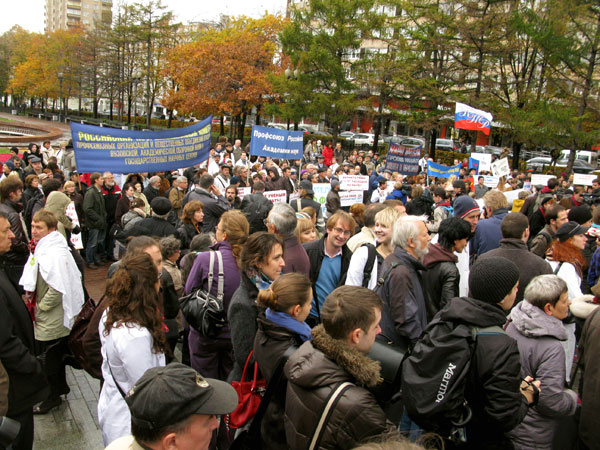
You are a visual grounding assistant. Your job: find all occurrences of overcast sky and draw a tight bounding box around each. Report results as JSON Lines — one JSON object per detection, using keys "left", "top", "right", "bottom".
{"left": 1, "top": 0, "right": 288, "bottom": 34}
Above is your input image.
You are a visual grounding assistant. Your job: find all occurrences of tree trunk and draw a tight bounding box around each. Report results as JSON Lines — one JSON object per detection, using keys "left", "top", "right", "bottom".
{"left": 511, "top": 142, "right": 522, "bottom": 170}
{"left": 238, "top": 112, "right": 247, "bottom": 141}
{"left": 220, "top": 116, "right": 224, "bottom": 136}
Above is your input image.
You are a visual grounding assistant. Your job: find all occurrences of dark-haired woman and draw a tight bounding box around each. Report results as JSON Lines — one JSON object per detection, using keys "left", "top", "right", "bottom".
{"left": 228, "top": 232, "right": 285, "bottom": 382}
{"left": 114, "top": 183, "right": 135, "bottom": 225}
{"left": 253, "top": 273, "right": 312, "bottom": 449}
{"left": 422, "top": 217, "right": 471, "bottom": 321}
{"left": 185, "top": 210, "right": 249, "bottom": 381}
{"left": 98, "top": 253, "right": 167, "bottom": 446}
{"left": 177, "top": 200, "right": 204, "bottom": 250}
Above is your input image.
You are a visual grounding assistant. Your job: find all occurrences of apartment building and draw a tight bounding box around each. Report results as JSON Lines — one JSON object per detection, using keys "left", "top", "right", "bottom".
{"left": 45, "top": 0, "right": 112, "bottom": 32}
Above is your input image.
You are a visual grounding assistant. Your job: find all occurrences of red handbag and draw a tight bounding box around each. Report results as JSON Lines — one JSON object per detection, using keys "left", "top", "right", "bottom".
{"left": 226, "top": 350, "right": 266, "bottom": 429}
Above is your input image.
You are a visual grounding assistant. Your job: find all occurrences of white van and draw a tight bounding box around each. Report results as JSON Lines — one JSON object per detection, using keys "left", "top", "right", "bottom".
{"left": 558, "top": 150, "right": 598, "bottom": 169}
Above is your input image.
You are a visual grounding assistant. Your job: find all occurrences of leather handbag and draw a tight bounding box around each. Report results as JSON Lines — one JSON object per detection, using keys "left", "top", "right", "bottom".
{"left": 179, "top": 251, "right": 226, "bottom": 338}
{"left": 226, "top": 350, "right": 266, "bottom": 430}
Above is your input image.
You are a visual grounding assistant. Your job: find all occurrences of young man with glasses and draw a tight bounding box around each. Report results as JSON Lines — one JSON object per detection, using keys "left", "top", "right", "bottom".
{"left": 303, "top": 210, "right": 356, "bottom": 326}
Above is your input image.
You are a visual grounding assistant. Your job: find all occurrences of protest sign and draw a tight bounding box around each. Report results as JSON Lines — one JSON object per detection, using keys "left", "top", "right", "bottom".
{"left": 312, "top": 183, "right": 331, "bottom": 217}
{"left": 530, "top": 174, "right": 555, "bottom": 187}
{"left": 573, "top": 173, "right": 597, "bottom": 186}
{"left": 65, "top": 201, "right": 82, "bottom": 250}
{"left": 491, "top": 158, "right": 510, "bottom": 177}
{"left": 339, "top": 175, "right": 369, "bottom": 191}
{"left": 483, "top": 175, "right": 500, "bottom": 188}
{"left": 384, "top": 144, "right": 421, "bottom": 176}
{"left": 71, "top": 116, "right": 212, "bottom": 173}
{"left": 339, "top": 191, "right": 364, "bottom": 207}
{"left": 263, "top": 190, "right": 287, "bottom": 204}
{"left": 427, "top": 161, "right": 461, "bottom": 179}
{"left": 237, "top": 187, "right": 251, "bottom": 199}
{"left": 249, "top": 125, "right": 303, "bottom": 160}
{"left": 289, "top": 192, "right": 300, "bottom": 203}
{"left": 470, "top": 152, "right": 492, "bottom": 173}
{"left": 502, "top": 189, "right": 524, "bottom": 207}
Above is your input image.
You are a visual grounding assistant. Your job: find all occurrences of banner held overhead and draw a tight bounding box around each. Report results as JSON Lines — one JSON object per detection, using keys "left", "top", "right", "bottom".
{"left": 71, "top": 116, "right": 212, "bottom": 173}
{"left": 249, "top": 125, "right": 303, "bottom": 160}
{"left": 384, "top": 143, "right": 421, "bottom": 176}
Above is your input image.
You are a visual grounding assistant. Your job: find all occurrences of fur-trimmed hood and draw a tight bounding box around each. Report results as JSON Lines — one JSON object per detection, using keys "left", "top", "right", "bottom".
{"left": 285, "top": 325, "right": 382, "bottom": 388}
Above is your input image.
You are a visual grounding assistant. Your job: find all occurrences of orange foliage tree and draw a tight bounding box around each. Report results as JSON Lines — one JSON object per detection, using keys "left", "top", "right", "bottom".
{"left": 163, "top": 15, "right": 285, "bottom": 139}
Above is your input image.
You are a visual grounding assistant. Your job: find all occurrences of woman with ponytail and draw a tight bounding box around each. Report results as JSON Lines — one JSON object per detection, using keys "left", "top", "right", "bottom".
{"left": 97, "top": 252, "right": 168, "bottom": 446}
{"left": 185, "top": 209, "right": 249, "bottom": 381}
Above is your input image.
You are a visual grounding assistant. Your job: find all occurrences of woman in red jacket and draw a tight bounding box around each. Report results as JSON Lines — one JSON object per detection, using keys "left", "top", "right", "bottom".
{"left": 322, "top": 140, "right": 334, "bottom": 166}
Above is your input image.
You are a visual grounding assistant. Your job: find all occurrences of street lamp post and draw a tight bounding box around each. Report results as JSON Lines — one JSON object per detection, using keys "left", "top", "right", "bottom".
{"left": 132, "top": 69, "right": 142, "bottom": 130}
{"left": 57, "top": 72, "right": 63, "bottom": 122}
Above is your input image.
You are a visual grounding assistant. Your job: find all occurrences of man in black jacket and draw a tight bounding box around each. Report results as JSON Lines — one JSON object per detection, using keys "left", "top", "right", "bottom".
{"left": 0, "top": 211, "right": 49, "bottom": 450}
{"left": 303, "top": 211, "right": 355, "bottom": 326}
{"left": 123, "top": 197, "right": 178, "bottom": 239}
{"left": 240, "top": 181, "right": 273, "bottom": 234}
{"left": 183, "top": 174, "right": 230, "bottom": 233}
{"left": 0, "top": 177, "right": 29, "bottom": 287}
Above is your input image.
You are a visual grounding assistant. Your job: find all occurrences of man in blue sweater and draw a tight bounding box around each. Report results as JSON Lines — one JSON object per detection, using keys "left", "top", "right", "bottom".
{"left": 303, "top": 211, "right": 356, "bottom": 326}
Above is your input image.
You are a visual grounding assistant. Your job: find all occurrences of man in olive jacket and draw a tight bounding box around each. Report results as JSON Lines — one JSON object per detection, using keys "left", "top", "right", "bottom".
{"left": 83, "top": 172, "right": 107, "bottom": 268}
{"left": 284, "top": 286, "right": 398, "bottom": 449}
{"left": 0, "top": 211, "right": 49, "bottom": 449}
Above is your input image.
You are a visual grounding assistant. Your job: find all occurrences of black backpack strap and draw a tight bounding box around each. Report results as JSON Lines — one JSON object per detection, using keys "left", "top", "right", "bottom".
{"left": 376, "top": 261, "right": 401, "bottom": 290}
{"left": 361, "top": 243, "right": 378, "bottom": 288}
{"left": 554, "top": 262, "right": 564, "bottom": 275}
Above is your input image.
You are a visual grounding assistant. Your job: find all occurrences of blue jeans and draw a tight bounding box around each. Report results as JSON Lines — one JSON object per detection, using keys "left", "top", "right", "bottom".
{"left": 86, "top": 228, "right": 104, "bottom": 264}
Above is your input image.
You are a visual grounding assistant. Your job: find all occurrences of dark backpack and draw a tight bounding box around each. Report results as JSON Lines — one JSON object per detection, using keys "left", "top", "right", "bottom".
{"left": 360, "top": 243, "right": 383, "bottom": 289}
{"left": 401, "top": 315, "right": 506, "bottom": 437}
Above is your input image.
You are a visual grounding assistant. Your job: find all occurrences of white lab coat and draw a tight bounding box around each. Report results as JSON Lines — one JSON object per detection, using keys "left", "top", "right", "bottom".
{"left": 98, "top": 310, "right": 165, "bottom": 446}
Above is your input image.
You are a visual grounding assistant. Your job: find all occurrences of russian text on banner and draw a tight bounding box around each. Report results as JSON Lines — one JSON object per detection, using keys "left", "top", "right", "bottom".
{"left": 427, "top": 161, "right": 461, "bottom": 179}
{"left": 573, "top": 173, "right": 597, "bottom": 186}
{"left": 384, "top": 143, "right": 421, "bottom": 175}
{"left": 249, "top": 125, "right": 303, "bottom": 160}
{"left": 339, "top": 175, "right": 369, "bottom": 191}
{"left": 454, "top": 102, "right": 493, "bottom": 136}
{"left": 339, "top": 191, "right": 364, "bottom": 207}
{"left": 71, "top": 116, "right": 212, "bottom": 173}
{"left": 263, "top": 190, "right": 287, "bottom": 203}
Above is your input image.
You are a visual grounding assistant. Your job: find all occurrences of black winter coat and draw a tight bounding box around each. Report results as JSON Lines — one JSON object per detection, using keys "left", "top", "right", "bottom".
{"left": 0, "top": 200, "right": 29, "bottom": 267}
{"left": 124, "top": 216, "right": 178, "bottom": 239}
{"left": 439, "top": 297, "right": 529, "bottom": 449}
{"left": 0, "top": 267, "right": 49, "bottom": 415}
{"left": 421, "top": 243, "right": 459, "bottom": 322}
{"left": 253, "top": 314, "right": 303, "bottom": 449}
{"left": 240, "top": 193, "right": 273, "bottom": 234}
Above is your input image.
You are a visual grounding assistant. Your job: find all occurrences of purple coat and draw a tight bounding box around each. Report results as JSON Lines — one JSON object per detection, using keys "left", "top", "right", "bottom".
{"left": 185, "top": 240, "right": 241, "bottom": 338}
{"left": 282, "top": 235, "right": 310, "bottom": 278}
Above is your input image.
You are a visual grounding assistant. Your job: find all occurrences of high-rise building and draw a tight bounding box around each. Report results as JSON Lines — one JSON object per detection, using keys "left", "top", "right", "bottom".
{"left": 45, "top": 0, "right": 113, "bottom": 33}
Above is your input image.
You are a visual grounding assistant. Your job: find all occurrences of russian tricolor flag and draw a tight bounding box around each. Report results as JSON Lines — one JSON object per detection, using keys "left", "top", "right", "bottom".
{"left": 455, "top": 102, "right": 493, "bottom": 136}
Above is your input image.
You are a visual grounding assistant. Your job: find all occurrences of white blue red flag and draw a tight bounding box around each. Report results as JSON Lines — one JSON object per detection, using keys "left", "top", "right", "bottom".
{"left": 454, "top": 102, "right": 493, "bottom": 136}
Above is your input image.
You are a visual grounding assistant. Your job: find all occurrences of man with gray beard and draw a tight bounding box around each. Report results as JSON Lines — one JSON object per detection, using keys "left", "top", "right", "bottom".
{"left": 376, "top": 215, "right": 431, "bottom": 349}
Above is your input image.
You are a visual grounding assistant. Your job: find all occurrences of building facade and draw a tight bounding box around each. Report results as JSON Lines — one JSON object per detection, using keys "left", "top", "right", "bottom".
{"left": 45, "top": 0, "right": 112, "bottom": 32}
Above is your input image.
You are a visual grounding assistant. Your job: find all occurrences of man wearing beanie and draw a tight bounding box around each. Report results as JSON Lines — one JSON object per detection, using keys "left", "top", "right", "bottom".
{"left": 121, "top": 197, "right": 178, "bottom": 239}
{"left": 433, "top": 195, "right": 481, "bottom": 296}
{"left": 434, "top": 256, "right": 537, "bottom": 449}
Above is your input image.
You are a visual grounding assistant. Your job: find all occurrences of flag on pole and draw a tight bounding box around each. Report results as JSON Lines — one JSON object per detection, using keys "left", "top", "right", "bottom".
{"left": 454, "top": 102, "right": 493, "bottom": 136}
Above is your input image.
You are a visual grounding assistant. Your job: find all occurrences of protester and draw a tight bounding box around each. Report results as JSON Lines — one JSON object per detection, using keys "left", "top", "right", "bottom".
{"left": 266, "top": 203, "right": 310, "bottom": 277}
{"left": 295, "top": 216, "right": 317, "bottom": 244}
{"left": 240, "top": 180, "right": 273, "bottom": 234}
{"left": 472, "top": 189, "right": 509, "bottom": 256}
{"left": 0, "top": 176, "right": 29, "bottom": 286}
{"left": 578, "top": 303, "right": 600, "bottom": 449}
{"left": 177, "top": 200, "right": 204, "bottom": 250}
{"left": 98, "top": 253, "right": 168, "bottom": 446}
{"left": 346, "top": 203, "right": 387, "bottom": 252}
{"left": 528, "top": 205, "right": 568, "bottom": 258}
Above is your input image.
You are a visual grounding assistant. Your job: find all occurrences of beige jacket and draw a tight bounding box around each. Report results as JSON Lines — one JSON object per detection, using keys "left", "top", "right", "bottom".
{"left": 34, "top": 274, "right": 70, "bottom": 341}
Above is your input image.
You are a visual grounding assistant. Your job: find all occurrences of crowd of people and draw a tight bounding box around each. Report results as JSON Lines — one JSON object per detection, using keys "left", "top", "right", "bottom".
{"left": 1, "top": 136, "right": 600, "bottom": 450}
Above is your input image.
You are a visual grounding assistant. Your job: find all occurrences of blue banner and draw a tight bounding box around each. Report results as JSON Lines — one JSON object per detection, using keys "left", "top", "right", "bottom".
{"left": 384, "top": 143, "right": 421, "bottom": 176}
{"left": 249, "top": 125, "right": 303, "bottom": 160}
{"left": 427, "top": 161, "right": 462, "bottom": 178}
{"left": 71, "top": 117, "right": 212, "bottom": 173}
{"left": 469, "top": 157, "right": 480, "bottom": 171}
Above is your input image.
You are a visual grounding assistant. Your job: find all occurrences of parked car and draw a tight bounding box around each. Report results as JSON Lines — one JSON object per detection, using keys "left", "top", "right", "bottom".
{"left": 353, "top": 133, "right": 376, "bottom": 147}
{"left": 436, "top": 138, "right": 458, "bottom": 152}
{"left": 483, "top": 145, "right": 505, "bottom": 157}
{"left": 397, "top": 137, "right": 427, "bottom": 149}
{"left": 555, "top": 158, "right": 596, "bottom": 174}
{"left": 526, "top": 157, "right": 553, "bottom": 173}
{"left": 558, "top": 150, "right": 598, "bottom": 169}
{"left": 339, "top": 131, "right": 355, "bottom": 138}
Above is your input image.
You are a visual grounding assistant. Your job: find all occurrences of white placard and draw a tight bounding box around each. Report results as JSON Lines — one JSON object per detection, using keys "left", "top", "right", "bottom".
{"left": 470, "top": 152, "right": 492, "bottom": 164}
{"left": 339, "top": 175, "right": 369, "bottom": 191}
{"left": 339, "top": 191, "right": 364, "bottom": 207}
{"left": 312, "top": 183, "right": 331, "bottom": 217}
{"left": 530, "top": 174, "right": 555, "bottom": 187}
{"left": 65, "top": 201, "right": 83, "bottom": 250}
{"left": 502, "top": 189, "right": 524, "bottom": 207}
{"left": 289, "top": 192, "right": 300, "bottom": 203}
{"left": 483, "top": 176, "right": 500, "bottom": 188}
{"left": 237, "top": 187, "right": 251, "bottom": 199}
{"left": 263, "top": 190, "right": 287, "bottom": 203}
{"left": 491, "top": 158, "right": 510, "bottom": 177}
{"left": 573, "top": 173, "right": 597, "bottom": 186}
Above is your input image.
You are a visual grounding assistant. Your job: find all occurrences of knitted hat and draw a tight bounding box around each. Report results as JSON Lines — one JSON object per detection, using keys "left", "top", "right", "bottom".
{"left": 230, "top": 176, "right": 240, "bottom": 185}
{"left": 469, "top": 256, "right": 520, "bottom": 304}
{"left": 4, "top": 161, "right": 14, "bottom": 170}
{"left": 151, "top": 197, "right": 172, "bottom": 216}
{"left": 453, "top": 196, "right": 480, "bottom": 219}
{"left": 568, "top": 205, "right": 592, "bottom": 225}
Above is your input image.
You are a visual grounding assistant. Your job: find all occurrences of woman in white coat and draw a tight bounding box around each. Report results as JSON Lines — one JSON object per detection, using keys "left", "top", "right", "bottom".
{"left": 98, "top": 252, "right": 168, "bottom": 446}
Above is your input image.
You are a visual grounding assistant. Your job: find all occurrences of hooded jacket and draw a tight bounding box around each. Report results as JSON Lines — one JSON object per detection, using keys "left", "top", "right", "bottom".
{"left": 377, "top": 247, "right": 428, "bottom": 348}
{"left": 505, "top": 301, "right": 578, "bottom": 450}
{"left": 284, "top": 325, "right": 397, "bottom": 449}
{"left": 472, "top": 208, "right": 509, "bottom": 256}
{"left": 439, "top": 297, "right": 529, "bottom": 449}
{"left": 421, "top": 243, "right": 459, "bottom": 321}
{"left": 266, "top": 171, "right": 288, "bottom": 192}
{"left": 45, "top": 191, "right": 73, "bottom": 238}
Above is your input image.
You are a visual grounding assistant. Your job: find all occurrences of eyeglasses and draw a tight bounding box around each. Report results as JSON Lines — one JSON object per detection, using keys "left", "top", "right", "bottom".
{"left": 332, "top": 227, "right": 352, "bottom": 237}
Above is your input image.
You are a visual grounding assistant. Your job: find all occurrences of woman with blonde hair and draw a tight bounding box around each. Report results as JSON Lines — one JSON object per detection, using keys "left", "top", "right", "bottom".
{"left": 296, "top": 216, "right": 317, "bottom": 244}
{"left": 185, "top": 209, "right": 249, "bottom": 380}
{"left": 346, "top": 207, "right": 401, "bottom": 289}
{"left": 98, "top": 253, "right": 167, "bottom": 445}
{"left": 253, "top": 273, "right": 313, "bottom": 449}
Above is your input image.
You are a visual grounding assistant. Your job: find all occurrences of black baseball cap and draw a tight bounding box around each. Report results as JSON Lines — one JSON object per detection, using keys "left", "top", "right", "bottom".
{"left": 299, "top": 179, "right": 314, "bottom": 195}
{"left": 125, "top": 363, "right": 238, "bottom": 430}
{"left": 555, "top": 221, "right": 589, "bottom": 242}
